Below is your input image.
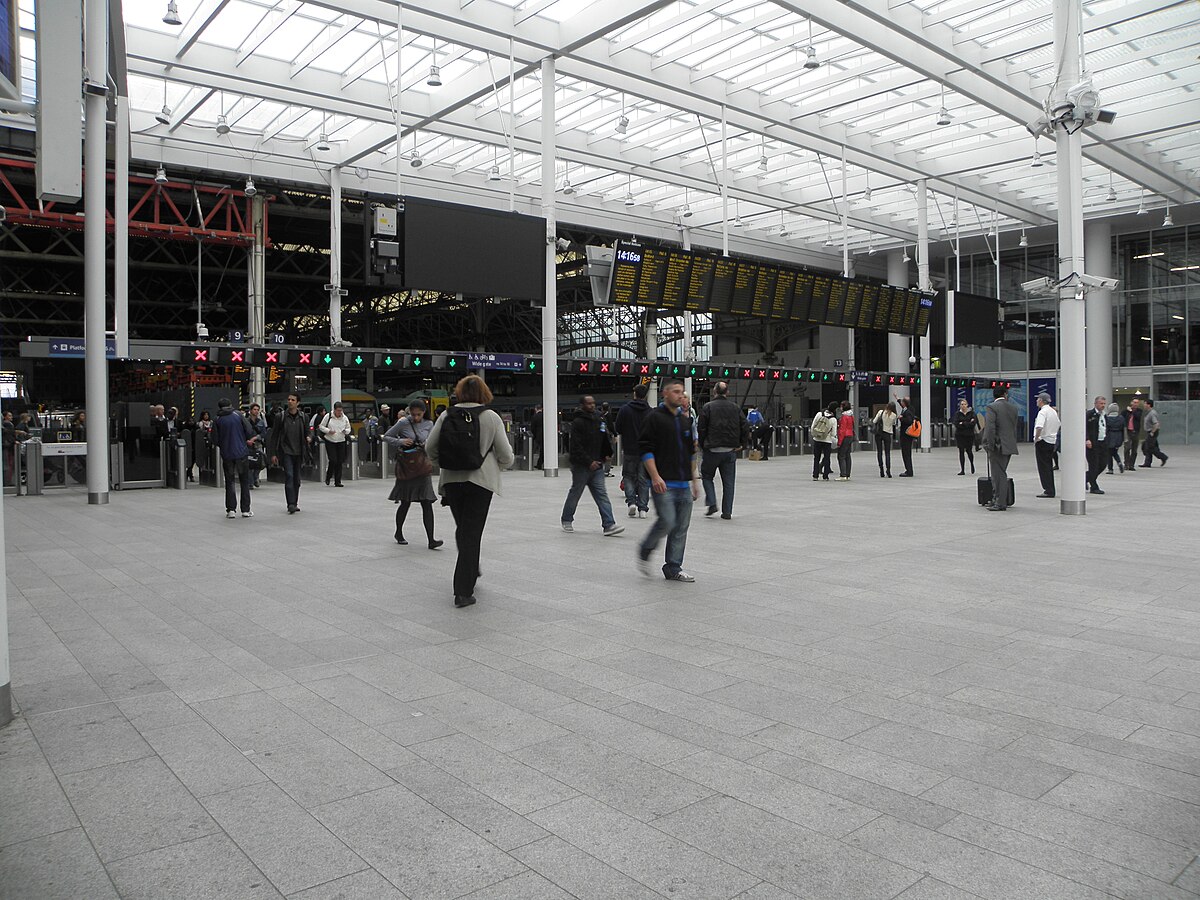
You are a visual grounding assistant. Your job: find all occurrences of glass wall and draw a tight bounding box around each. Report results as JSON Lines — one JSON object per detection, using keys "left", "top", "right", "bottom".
{"left": 948, "top": 222, "right": 1199, "bottom": 443}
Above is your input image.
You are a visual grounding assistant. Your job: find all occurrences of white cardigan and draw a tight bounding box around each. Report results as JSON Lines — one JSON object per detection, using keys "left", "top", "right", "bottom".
{"left": 320, "top": 412, "right": 352, "bottom": 443}
{"left": 426, "top": 403, "right": 515, "bottom": 495}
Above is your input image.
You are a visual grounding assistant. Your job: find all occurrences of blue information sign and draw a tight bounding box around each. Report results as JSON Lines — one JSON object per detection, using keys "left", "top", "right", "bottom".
{"left": 467, "top": 352, "right": 525, "bottom": 372}
{"left": 49, "top": 338, "right": 116, "bottom": 359}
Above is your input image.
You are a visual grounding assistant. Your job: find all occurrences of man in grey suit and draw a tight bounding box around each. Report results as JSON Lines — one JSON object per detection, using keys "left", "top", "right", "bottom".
{"left": 981, "top": 385, "right": 1020, "bottom": 511}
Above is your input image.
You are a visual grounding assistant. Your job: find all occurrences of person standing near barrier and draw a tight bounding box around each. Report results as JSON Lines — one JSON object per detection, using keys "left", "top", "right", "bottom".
{"left": 615, "top": 384, "right": 652, "bottom": 518}
{"left": 897, "top": 397, "right": 917, "bottom": 477}
{"left": 835, "top": 400, "right": 856, "bottom": 481}
{"left": 981, "top": 385, "right": 1019, "bottom": 511}
{"left": 560, "top": 395, "right": 623, "bottom": 536}
{"left": 531, "top": 404, "right": 545, "bottom": 470}
{"left": 952, "top": 398, "right": 980, "bottom": 476}
{"left": 810, "top": 402, "right": 837, "bottom": 481}
{"left": 383, "top": 400, "right": 443, "bottom": 550}
{"left": 214, "top": 398, "right": 254, "bottom": 519}
{"left": 269, "top": 393, "right": 307, "bottom": 514}
{"left": 636, "top": 379, "right": 699, "bottom": 582}
{"left": 247, "top": 403, "right": 267, "bottom": 488}
{"left": 1139, "top": 399, "right": 1168, "bottom": 467}
{"left": 427, "top": 376, "right": 515, "bottom": 608}
{"left": 871, "top": 402, "right": 898, "bottom": 478}
{"left": 1033, "top": 392, "right": 1060, "bottom": 498}
{"left": 319, "top": 402, "right": 352, "bottom": 487}
{"left": 698, "top": 381, "right": 748, "bottom": 519}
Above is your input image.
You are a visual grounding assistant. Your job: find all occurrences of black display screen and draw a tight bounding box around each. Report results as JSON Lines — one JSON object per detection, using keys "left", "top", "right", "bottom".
{"left": 950, "top": 290, "right": 1000, "bottom": 345}
{"left": 403, "top": 198, "right": 545, "bottom": 302}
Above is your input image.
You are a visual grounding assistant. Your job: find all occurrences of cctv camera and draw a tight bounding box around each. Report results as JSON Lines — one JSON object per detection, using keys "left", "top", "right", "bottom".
{"left": 196, "top": 323, "right": 209, "bottom": 339}
{"left": 555, "top": 238, "right": 571, "bottom": 251}
{"left": 908, "top": 355, "right": 917, "bottom": 366}
{"left": 1022, "top": 276, "right": 1055, "bottom": 295}
{"left": 1079, "top": 274, "right": 1119, "bottom": 291}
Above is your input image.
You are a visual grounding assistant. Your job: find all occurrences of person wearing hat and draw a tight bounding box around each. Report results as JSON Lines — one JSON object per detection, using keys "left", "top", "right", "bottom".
{"left": 213, "top": 397, "right": 255, "bottom": 518}
{"left": 1032, "top": 392, "right": 1060, "bottom": 498}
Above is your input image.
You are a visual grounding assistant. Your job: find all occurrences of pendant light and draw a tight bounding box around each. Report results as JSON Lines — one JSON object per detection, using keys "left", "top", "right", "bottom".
{"left": 427, "top": 40, "right": 441, "bottom": 87}
{"left": 1019, "top": 229, "right": 1028, "bottom": 248}
{"left": 936, "top": 84, "right": 951, "bottom": 126}
{"left": 623, "top": 173, "right": 635, "bottom": 207}
{"left": 803, "top": 20, "right": 820, "bottom": 70}
{"left": 162, "top": 0, "right": 182, "bottom": 26}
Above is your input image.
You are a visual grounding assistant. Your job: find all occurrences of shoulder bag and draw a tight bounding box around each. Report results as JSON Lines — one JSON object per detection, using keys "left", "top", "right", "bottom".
{"left": 394, "top": 419, "right": 434, "bottom": 480}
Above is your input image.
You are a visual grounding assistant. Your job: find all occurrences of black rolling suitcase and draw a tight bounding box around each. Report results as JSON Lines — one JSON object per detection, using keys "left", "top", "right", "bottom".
{"left": 977, "top": 456, "right": 1015, "bottom": 507}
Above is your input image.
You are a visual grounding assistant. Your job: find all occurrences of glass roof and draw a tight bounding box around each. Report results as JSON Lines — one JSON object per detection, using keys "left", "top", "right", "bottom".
{"left": 17, "top": 0, "right": 1200, "bottom": 256}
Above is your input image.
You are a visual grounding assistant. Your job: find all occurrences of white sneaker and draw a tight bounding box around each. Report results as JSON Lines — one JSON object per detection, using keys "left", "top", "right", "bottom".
{"left": 627, "top": 505, "right": 637, "bottom": 518}
{"left": 638, "top": 509, "right": 647, "bottom": 519}
{"left": 225, "top": 510, "right": 236, "bottom": 519}
{"left": 241, "top": 510, "right": 254, "bottom": 518}
{"left": 666, "top": 571, "right": 695, "bottom": 582}
{"left": 561, "top": 522, "right": 574, "bottom": 533}
{"left": 603, "top": 524, "right": 625, "bottom": 537}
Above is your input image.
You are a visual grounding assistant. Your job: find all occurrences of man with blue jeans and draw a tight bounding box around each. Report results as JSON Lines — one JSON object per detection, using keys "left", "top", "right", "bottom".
{"left": 637, "top": 380, "right": 700, "bottom": 582}
{"left": 615, "top": 384, "right": 652, "bottom": 518}
{"left": 268, "top": 392, "right": 307, "bottom": 514}
{"left": 561, "top": 395, "right": 624, "bottom": 537}
{"left": 697, "top": 381, "right": 749, "bottom": 520}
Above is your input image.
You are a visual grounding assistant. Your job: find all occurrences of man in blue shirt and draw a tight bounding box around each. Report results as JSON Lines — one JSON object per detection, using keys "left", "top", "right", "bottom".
{"left": 636, "top": 380, "right": 700, "bottom": 582}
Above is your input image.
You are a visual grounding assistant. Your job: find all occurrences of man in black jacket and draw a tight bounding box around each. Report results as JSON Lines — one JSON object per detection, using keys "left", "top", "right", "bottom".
{"left": 1084, "top": 395, "right": 1107, "bottom": 495}
{"left": 560, "top": 396, "right": 623, "bottom": 536}
{"left": 268, "top": 393, "right": 308, "bottom": 514}
{"left": 636, "top": 380, "right": 699, "bottom": 582}
{"left": 697, "top": 382, "right": 749, "bottom": 519}
{"left": 615, "top": 384, "right": 652, "bottom": 518}
{"left": 1122, "top": 398, "right": 1143, "bottom": 472}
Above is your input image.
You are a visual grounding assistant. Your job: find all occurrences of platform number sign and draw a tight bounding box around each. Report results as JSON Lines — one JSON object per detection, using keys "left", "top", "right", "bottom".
{"left": 269, "top": 333, "right": 286, "bottom": 344}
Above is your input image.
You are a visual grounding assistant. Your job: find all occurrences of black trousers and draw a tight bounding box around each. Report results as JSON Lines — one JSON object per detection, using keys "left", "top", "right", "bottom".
{"left": 812, "top": 442, "right": 832, "bottom": 478}
{"left": 875, "top": 434, "right": 891, "bottom": 475}
{"left": 222, "top": 456, "right": 252, "bottom": 513}
{"left": 899, "top": 436, "right": 915, "bottom": 475}
{"left": 325, "top": 441, "right": 347, "bottom": 484}
{"left": 1086, "top": 446, "right": 1107, "bottom": 488}
{"left": 1035, "top": 440, "right": 1056, "bottom": 496}
{"left": 1123, "top": 433, "right": 1141, "bottom": 470}
{"left": 988, "top": 451, "right": 1011, "bottom": 510}
{"left": 442, "top": 481, "right": 493, "bottom": 599}
{"left": 836, "top": 437, "right": 853, "bottom": 477}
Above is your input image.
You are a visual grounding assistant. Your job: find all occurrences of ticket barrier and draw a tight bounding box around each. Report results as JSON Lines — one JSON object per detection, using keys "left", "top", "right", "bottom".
{"left": 170, "top": 439, "right": 189, "bottom": 490}
{"left": 19, "top": 441, "right": 43, "bottom": 494}
{"left": 358, "top": 436, "right": 385, "bottom": 479}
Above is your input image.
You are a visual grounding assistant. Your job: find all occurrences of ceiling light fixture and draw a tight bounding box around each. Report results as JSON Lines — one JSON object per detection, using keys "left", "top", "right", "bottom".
{"left": 244, "top": 177, "right": 256, "bottom": 197}
{"left": 1163, "top": 205, "right": 1174, "bottom": 227}
{"left": 624, "top": 173, "right": 635, "bottom": 207}
{"left": 427, "top": 40, "right": 441, "bottom": 87}
{"left": 1136, "top": 189, "right": 1147, "bottom": 215}
{"left": 315, "top": 132, "right": 331, "bottom": 152}
{"left": 215, "top": 113, "right": 230, "bottom": 136}
{"left": 803, "top": 20, "right": 820, "bottom": 70}
{"left": 162, "top": 0, "right": 182, "bottom": 26}
{"left": 154, "top": 165, "right": 168, "bottom": 185}
{"left": 155, "top": 104, "right": 171, "bottom": 126}
{"left": 1106, "top": 172, "right": 1117, "bottom": 203}
{"left": 867, "top": 242, "right": 876, "bottom": 256}
{"left": 616, "top": 92, "right": 629, "bottom": 135}
{"left": 624, "top": 191, "right": 635, "bottom": 207}
{"left": 1030, "top": 145, "right": 1043, "bottom": 168}
{"left": 409, "top": 148, "right": 423, "bottom": 168}
{"left": 902, "top": 245, "right": 911, "bottom": 263}
{"left": 758, "top": 134, "right": 768, "bottom": 173}
{"left": 1019, "top": 229, "right": 1028, "bottom": 248}
{"left": 732, "top": 199, "right": 742, "bottom": 227}
{"left": 936, "top": 83, "right": 951, "bottom": 126}
{"left": 824, "top": 225, "right": 834, "bottom": 247}
{"left": 488, "top": 164, "right": 501, "bottom": 182}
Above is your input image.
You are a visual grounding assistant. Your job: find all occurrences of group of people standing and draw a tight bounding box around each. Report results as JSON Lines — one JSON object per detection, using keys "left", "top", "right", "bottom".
{"left": 809, "top": 396, "right": 919, "bottom": 481}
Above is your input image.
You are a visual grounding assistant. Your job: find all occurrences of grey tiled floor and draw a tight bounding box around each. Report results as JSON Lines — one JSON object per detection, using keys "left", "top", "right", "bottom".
{"left": 3, "top": 446, "right": 1199, "bottom": 899}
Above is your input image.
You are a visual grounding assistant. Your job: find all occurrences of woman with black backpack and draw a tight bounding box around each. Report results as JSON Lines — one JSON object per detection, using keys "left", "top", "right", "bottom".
{"left": 809, "top": 402, "right": 838, "bottom": 482}
{"left": 426, "top": 376, "right": 515, "bottom": 609}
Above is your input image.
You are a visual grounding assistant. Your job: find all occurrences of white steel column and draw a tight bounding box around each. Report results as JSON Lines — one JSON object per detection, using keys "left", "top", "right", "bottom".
{"left": 1055, "top": 0, "right": 1087, "bottom": 516}
{"left": 917, "top": 179, "right": 932, "bottom": 451}
{"left": 682, "top": 228, "right": 693, "bottom": 398}
{"left": 83, "top": 0, "right": 109, "bottom": 505}
{"left": 540, "top": 57, "right": 559, "bottom": 477}
{"left": 887, "top": 251, "right": 911, "bottom": 398}
{"left": 1085, "top": 219, "right": 1113, "bottom": 404}
{"left": 113, "top": 96, "right": 129, "bottom": 359}
{"left": 328, "top": 166, "right": 343, "bottom": 407}
{"left": 249, "top": 195, "right": 266, "bottom": 408}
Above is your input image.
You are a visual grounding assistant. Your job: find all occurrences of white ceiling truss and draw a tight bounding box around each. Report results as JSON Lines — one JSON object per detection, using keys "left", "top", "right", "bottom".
{"left": 16, "top": 0, "right": 1200, "bottom": 258}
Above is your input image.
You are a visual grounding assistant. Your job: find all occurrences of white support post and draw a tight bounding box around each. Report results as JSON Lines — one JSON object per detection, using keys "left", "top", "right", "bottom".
{"left": 917, "top": 179, "right": 932, "bottom": 451}
{"left": 1055, "top": 0, "right": 1087, "bottom": 516}
{"left": 1085, "top": 220, "right": 1113, "bottom": 404}
{"left": 328, "top": 166, "right": 344, "bottom": 408}
{"left": 540, "top": 57, "right": 559, "bottom": 477}
{"left": 682, "top": 228, "right": 693, "bottom": 399}
{"left": 720, "top": 106, "right": 729, "bottom": 258}
{"left": 249, "top": 195, "right": 266, "bottom": 408}
{"left": 113, "top": 96, "right": 129, "bottom": 359}
{"left": 887, "top": 251, "right": 911, "bottom": 399}
{"left": 83, "top": 0, "right": 109, "bottom": 505}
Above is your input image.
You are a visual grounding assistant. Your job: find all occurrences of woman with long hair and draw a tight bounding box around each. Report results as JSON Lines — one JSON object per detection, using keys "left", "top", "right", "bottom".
{"left": 426, "top": 376, "right": 515, "bottom": 608}
{"left": 952, "top": 397, "right": 980, "bottom": 475}
{"left": 871, "top": 401, "right": 898, "bottom": 477}
{"left": 382, "top": 400, "right": 443, "bottom": 549}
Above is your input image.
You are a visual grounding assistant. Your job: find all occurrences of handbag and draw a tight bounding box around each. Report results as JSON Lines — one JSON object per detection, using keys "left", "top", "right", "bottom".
{"left": 905, "top": 419, "right": 922, "bottom": 438}
{"left": 394, "top": 419, "right": 433, "bottom": 480}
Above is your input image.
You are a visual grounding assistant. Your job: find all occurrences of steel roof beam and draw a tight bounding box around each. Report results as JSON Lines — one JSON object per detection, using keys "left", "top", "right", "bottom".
{"left": 176, "top": 0, "right": 232, "bottom": 58}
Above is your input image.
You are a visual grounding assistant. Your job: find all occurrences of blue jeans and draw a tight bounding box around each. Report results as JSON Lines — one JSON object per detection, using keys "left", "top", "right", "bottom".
{"left": 700, "top": 450, "right": 737, "bottom": 517}
{"left": 640, "top": 486, "right": 693, "bottom": 577}
{"left": 281, "top": 453, "right": 303, "bottom": 509}
{"left": 561, "top": 464, "right": 616, "bottom": 528}
{"left": 622, "top": 457, "right": 649, "bottom": 512}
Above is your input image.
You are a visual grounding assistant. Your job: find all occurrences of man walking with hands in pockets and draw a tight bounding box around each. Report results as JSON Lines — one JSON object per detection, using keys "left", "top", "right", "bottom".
{"left": 636, "top": 380, "right": 700, "bottom": 582}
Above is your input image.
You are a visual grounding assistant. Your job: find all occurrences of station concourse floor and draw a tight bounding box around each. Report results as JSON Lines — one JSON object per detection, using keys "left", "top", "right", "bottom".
{"left": 2, "top": 445, "right": 1199, "bottom": 900}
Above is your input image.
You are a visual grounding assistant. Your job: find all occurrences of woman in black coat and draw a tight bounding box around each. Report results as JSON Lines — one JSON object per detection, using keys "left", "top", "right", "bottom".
{"left": 952, "top": 398, "right": 980, "bottom": 475}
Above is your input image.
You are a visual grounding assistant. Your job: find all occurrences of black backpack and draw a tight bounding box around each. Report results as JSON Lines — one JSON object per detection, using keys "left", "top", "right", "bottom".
{"left": 437, "top": 406, "right": 491, "bottom": 471}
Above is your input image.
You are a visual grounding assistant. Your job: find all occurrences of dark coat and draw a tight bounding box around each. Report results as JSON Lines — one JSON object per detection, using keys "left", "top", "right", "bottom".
{"left": 214, "top": 408, "right": 251, "bottom": 461}
{"left": 568, "top": 408, "right": 613, "bottom": 468}
{"left": 697, "top": 397, "right": 749, "bottom": 450}
{"left": 637, "top": 404, "right": 695, "bottom": 483}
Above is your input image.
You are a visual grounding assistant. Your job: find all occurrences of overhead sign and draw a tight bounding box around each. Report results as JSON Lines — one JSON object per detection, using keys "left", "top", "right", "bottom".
{"left": 851, "top": 370, "right": 869, "bottom": 383}
{"left": 49, "top": 338, "right": 116, "bottom": 359}
{"left": 468, "top": 352, "right": 525, "bottom": 372}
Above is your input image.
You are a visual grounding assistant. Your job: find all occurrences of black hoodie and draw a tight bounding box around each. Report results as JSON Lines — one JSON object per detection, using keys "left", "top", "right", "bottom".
{"left": 568, "top": 407, "right": 613, "bottom": 468}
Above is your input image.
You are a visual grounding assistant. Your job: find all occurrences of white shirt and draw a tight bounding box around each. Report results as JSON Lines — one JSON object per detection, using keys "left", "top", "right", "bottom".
{"left": 1034, "top": 405, "right": 1060, "bottom": 444}
{"left": 321, "top": 412, "right": 352, "bottom": 443}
